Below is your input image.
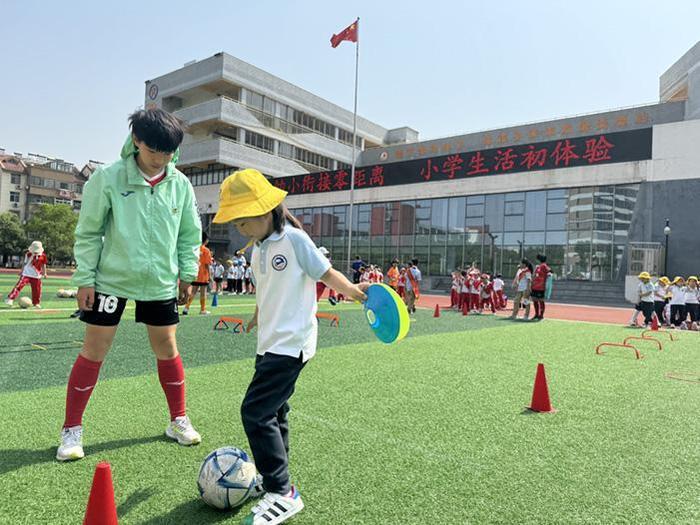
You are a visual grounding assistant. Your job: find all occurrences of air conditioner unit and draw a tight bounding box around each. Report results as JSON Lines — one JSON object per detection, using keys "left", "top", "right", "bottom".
{"left": 12, "top": 202, "right": 19, "bottom": 208}
{"left": 15, "top": 185, "right": 22, "bottom": 190}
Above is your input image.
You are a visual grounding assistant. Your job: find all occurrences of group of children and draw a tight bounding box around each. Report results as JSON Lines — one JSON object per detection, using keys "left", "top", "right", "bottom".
{"left": 449, "top": 265, "right": 506, "bottom": 314}
{"left": 632, "top": 272, "right": 700, "bottom": 329}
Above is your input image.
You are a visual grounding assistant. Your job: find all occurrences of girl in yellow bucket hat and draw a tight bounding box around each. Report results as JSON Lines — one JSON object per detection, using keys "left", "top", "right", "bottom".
{"left": 684, "top": 276, "right": 699, "bottom": 329}
{"left": 213, "top": 168, "right": 368, "bottom": 525}
{"left": 668, "top": 276, "right": 687, "bottom": 327}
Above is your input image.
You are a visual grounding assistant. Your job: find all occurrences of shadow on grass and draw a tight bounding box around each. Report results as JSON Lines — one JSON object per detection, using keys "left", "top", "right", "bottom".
{"left": 0, "top": 434, "right": 167, "bottom": 477}
{"left": 140, "top": 498, "right": 243, "bottom": 524}
{"left": 118, "top": 487, "right": 157, "bottom": 519}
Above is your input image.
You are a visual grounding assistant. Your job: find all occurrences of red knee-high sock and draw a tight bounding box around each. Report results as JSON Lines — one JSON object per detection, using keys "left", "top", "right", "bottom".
{"left": 64, "top": 354, "right": 102, "bottom": 428}
{"left": 157, "top": 355, "right": 186, "bottom": 420}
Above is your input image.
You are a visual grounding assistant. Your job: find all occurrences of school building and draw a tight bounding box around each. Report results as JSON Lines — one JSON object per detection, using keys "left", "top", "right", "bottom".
{"left": 146, "top": 42, "right": 700, "bottom": 304}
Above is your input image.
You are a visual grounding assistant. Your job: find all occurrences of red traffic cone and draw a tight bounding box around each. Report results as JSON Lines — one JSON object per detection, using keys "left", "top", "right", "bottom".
{"left": 84, "top": 462, "right": 118, "bottom": 525}
{"left": 462, "top": 301, "right": 469, "bottom": 316}
{"left": 651, "top": 314, "right": 659, "bottom": 331}
{"left": 433, "top": 304, "right": 440, "bottom": 318}
{"left": 527, "top": 363, "right": 556, "bottom": 413}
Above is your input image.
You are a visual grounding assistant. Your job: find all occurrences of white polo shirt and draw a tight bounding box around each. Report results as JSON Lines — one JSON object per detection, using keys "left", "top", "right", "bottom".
{"left": 251, "top": 224, "right": 331, "bottom": 362}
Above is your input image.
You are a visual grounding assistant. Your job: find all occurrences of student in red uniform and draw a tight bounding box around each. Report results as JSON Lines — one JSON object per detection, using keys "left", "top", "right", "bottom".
{"left": 5, "top": 241, "right": 48, "bottom": 307}
{"left": 315, "top": 247, "right": 338, "bottom": 305}
{"left": 531, "top": 254, "right": 551, "bottom": 321}
{"left": 449, "top": 271, "right": 460, "bottom": 309}
{"left": 492, "top": 273, "right": 506, "bottom": 310}
{"left": 183, "top": 232, "right": 212, "bottom": 315}
{"left": 396, "top": 267, "right": 406, "bottom": 299}
{"left": 469, "top": 272, "right": 482, "bottom": 313}
{"left": 480, "top": 274, "right": 496, "bottom": 313}
{"left": 459, "top": 270, "right": 470, "bottom": 311}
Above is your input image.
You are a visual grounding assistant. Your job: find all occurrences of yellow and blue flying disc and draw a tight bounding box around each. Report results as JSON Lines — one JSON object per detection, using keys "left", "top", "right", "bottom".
{"left": 363, "top": 283, "right": 410, "bottom": 344}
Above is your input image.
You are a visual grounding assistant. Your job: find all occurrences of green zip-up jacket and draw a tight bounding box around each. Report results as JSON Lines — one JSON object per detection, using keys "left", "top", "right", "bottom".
{"left": 72, "top": 137, "right": 201, "bottom": 301}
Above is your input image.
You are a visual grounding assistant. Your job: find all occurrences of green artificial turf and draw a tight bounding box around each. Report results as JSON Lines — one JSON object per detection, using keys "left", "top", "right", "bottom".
{"left": 0, "top": 273, "right": 698, "bottom": 524}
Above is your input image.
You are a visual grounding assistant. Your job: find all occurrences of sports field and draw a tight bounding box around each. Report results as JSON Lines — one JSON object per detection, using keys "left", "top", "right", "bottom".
{"left": 0, "top": 274, "right": 698, "bottom": 524}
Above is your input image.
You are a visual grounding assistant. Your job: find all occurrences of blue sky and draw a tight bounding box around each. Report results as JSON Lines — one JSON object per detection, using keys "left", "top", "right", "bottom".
{"left": 1, "top": 0, "right": 698, "bottom": 165}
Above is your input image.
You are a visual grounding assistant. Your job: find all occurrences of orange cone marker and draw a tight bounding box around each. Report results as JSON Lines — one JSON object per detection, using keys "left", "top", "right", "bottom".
{"left": 84, "top": 462, "right": 118, "bottom": 525}
{"left": 527, "top": 363, "right": 556, "bottom": 413}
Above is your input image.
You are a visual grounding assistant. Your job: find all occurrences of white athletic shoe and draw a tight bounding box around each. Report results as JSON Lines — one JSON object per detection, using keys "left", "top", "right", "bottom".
{"left": 200, "top": 310, "right": 211, "bottom": 316}
{"left": 165, "top": 416, "right": 201, "bottom": 446}
{"left": 4, "top": 299, "right": 13, "bottom": 307}
{"left": 243, "top": 486, "right": 304, "bottom": 525}
{"left": 33, "top": 304, "right": 42, "bottom": 309}
{"left": 56, "top": 425, "right": 85, "bottom": 461}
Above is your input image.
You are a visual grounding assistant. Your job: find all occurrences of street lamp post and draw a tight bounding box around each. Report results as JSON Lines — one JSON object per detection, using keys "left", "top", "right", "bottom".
{"left": 517, "top": 240, "right": 524, "bottom": 260}
{"left": 663, "top": 218, "right": 671, "bottom": 276}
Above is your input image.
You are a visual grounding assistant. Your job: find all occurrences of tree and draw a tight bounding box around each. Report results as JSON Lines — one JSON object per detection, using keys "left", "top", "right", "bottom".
{"left": 25, "top": 204, "right": 78, "bottom": 263}
{"left": 0, "top": 212, "right": 26, "bottom": 265}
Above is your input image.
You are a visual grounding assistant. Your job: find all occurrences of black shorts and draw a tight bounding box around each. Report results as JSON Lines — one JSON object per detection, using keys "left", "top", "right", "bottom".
{"left": 244, "top": 279, "right": 251, "bottom": 285}
{"left": 192, "top": 281, "right": 209, "bottom": 287}
{"left": 531, "top": 289, "right": 545, "bottom": 299}
{"left": 79, "top": 292, "right": 179, "bottom": 327}
{"left": 214, "top": 277, "right": 223, "bottom": 283}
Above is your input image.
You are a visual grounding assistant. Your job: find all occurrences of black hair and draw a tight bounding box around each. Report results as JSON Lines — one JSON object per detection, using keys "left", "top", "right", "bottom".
{"left": 202, "top": 231, "right": 208, "bottom": 244}
{"left": 461, "top": 270, "right": 467, "bottom": 277}
{"left": 271, "top": 203, "right": 303, "bottom": 233}
{"left": 496, "top": 273, "right": 502, "bottom": 279}
{"left": 411, "top": 258, "right": 419, "bottom": 265}
{"left": 129, "top": 108, "right": 187, "bottom": 153}
{"left": 521, "top": 258, "right": 533, "bottom": 272}
{"left": 536, "top": 254, "right": 547, "bottom": 263}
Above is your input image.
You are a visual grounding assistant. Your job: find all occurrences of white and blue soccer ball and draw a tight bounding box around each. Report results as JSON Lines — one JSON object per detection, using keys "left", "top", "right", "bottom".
{"left": 197, "top": 447, "right": 258, "bottom": 510}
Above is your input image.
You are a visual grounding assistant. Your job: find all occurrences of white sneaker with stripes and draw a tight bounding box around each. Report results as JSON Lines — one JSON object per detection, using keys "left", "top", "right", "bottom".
{"left": 243, "top": 485, "right": 304, "bottom": 525}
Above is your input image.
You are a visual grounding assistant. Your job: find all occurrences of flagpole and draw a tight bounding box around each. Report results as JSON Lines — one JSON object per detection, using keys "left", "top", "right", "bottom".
{"left": 346, "top": 17, "right": 360, "bottom": 277}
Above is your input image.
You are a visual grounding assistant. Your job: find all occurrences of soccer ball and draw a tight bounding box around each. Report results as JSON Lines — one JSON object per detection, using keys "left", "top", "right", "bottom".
{"left": 57, "top": 289, "right": 66, "bottom": 298}
{"left": 19, "top": 297, "right": 33, "bottom": 309}
{"left": 197, "top": 447, "right": 258, "bottom": 510}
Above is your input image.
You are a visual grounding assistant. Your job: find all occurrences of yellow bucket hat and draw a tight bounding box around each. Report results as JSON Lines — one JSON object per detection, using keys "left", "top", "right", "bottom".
{"left": 659, "top": 276, "right": 670, "bottom": 285}
{"left": 213, "top": 169, "right": 287, "bottom": 224}
{"left": 673, "top": 276, "right": 684, "bottom": 284}
{"left": 688, "top": 276, "right": 698, "bottom": 283}
{"left": 638, "top": 271, "right": 651, "bottom": 280}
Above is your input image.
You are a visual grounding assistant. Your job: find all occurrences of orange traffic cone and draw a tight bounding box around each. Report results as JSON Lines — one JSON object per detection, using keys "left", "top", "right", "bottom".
{"left": 462, "top": 301, "right": 469, "bottom": 316}
{"left": 527, "top": 363, "right": 556, "bottom": 413}
{"left": 84, "top": 462, "right": 118, "bottom": 525}
{"left": 433, "top": 304, "right": 440, "bottom": 318}
{"left": 651, "top": 314, "right": 659, "bottom": 331}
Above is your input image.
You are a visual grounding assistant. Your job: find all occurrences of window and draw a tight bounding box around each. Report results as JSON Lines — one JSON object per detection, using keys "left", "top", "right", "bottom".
{"left": 59, "top": 182, "right": 69, "bottom": 190}
{"left": 10, "top": 191, "right": 20, "bottom": 203}
{"left": 10, "top": 174, "right": 20, "bottom": 185}
{"left": 244, "top": 130, "right": 274, "bottom": 154}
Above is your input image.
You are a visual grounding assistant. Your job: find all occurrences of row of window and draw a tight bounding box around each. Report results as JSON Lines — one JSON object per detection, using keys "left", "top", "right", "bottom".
{"left": 288, "top": 185, "right": 640, "bottom": 281}
{"left": 243, "top": 129, "right": 341, "bottom": 171}
{"left": 29, "top": 176, "right": 82, "bottom": 193}
{"left": 243, "top": 88, "right": 363, "bottom": 148}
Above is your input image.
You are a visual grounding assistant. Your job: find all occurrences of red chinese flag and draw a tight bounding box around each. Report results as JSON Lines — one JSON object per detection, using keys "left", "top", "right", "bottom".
{"left": 330, "top": 20, "right": 358, "bottom": 48}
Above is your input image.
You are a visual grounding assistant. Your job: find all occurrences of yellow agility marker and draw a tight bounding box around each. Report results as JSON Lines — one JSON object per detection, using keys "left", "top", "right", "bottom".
{"left": 363, "top": 283, "right": 410, "bottom": 344}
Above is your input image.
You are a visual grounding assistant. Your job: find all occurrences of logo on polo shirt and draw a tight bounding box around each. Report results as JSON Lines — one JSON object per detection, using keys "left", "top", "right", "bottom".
{"left": 272, "top": 254, "right": 288, "bottom": 271}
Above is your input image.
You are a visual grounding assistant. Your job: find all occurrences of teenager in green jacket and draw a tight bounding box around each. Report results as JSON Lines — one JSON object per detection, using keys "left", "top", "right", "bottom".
{"left": 57, "top": 109, "right": 203, "bottom": 461}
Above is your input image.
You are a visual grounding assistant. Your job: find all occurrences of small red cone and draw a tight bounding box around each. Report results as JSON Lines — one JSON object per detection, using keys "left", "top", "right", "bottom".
{"left": 651, "top": 314, "right": 659, "bottom": 331}
{"left": 527, "top": 363, "right": 556, "bottom": 413}
{"left": 84, "top": 462, "right": 118, "bottom": 525}
{"left": 433, "top": 304, "right": 440, "bottom": 318}
{"left": 462, "top": 302, "right": 469, "bottom": 316}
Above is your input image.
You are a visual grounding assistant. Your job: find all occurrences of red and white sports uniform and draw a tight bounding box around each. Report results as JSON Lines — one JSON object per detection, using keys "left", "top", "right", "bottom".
{"left": 8, "top": 251, "right": 48, "bottom": 305}
{"left": 450, "top": 275, "right": 460, "bottom": 308}
{"left": 469, "top": 278, "right": 482, "bottom": 311}
{"left": 492, "top": 277, "right": 505, "bottom": 309}
{"left": 459, "top": 275, "right": 470, "bottom": 310}
{"left": 480, "top": 280, "right": 495, "bottom": 313}
{"left": 396, "top": 273, "right": 406, "bottom": 299}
